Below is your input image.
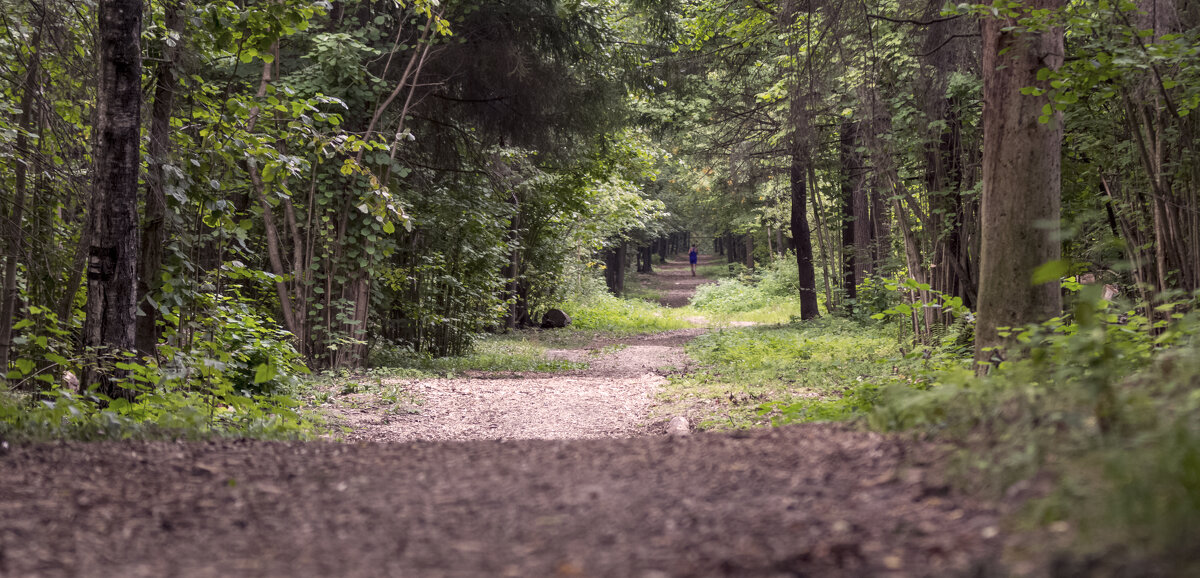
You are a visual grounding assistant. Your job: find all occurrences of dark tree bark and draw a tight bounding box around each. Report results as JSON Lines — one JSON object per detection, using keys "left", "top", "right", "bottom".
{"left": 975, "top": 0, "right": 1065, "bottom": 366}
{"left": 136, "top": 0, "right": 185, "bottom": 356}
{"left": 791, "top": 151, "right": 820, "bottom": 320}
{"left": 603, "top": 242, "right": 627, "bottom": 296}
{"left": 84, "top": 0, "right": 143, "bottom": 397}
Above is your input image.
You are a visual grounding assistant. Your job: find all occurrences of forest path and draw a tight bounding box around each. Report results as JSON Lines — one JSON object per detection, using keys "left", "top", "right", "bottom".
{"left": 329, "top": 254, "right": 715, "bottom": 442}
{"left": 0, "top": 253, "right": 1009, "bottom": 576}
{"left": 647, "top": 251, "right": 718, "bottom": 308}
{"left": 0, "top": 427, "right": 1004, "bottom": 577}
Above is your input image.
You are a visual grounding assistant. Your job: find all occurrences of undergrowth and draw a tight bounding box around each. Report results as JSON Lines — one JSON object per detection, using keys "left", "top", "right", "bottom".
{"left": 677, "top": 267, "right": 1200, "bottom": 571}
{"left": 860, "top": 294, "right": 1200, "bottom": 573}
{"left": 1, "top": 297, "right": 316, "bottom": 442}
{"left": 561, "top": 289, "right": 693, "bottom": 333}
{"left": 689, "top": 254, "right": 849, "bottom": 324}
{"left": 659, "top": 317, "right": 902, "bottom": 429}
{"left": 367, "top": 335, "right": 587, "bottom": 375}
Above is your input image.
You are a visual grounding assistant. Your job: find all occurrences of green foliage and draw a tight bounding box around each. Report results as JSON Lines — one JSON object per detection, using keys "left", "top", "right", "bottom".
{"left": 659, "top": 318, "right": 901, "bottom": 429}
{"left": 860, "top": 294, "right": 1200, "bottom": 569}
{"left": 690, "top": 255, "right": 804, "bottom": 314}
{"left": 368, "top": 336, "right": 586, "bottom": 375}
{"left": 0, "top": 370, "right": 312, "bottom": 443}
{"left": 690, "top": 277, "right": 773, "bottom": 313}
{"left": 561, "top": 277, "right": 694, "bottom": 333}
{"left": 160, "top": 293, "right": 308, "bottom": 396}
{"left": 1, "top": 291, "right": 314, "bottom": 441}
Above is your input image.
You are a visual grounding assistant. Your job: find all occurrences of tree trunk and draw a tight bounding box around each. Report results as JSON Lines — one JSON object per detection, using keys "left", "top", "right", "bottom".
{"left": 839, "top": 120, "right": 859, "bottom": 300}
{"left": 603, "top": 242, "right": 626, "bottom": 297}
{"left": 975, "top": 0, "right": 1065, "bottom": 366}
{"left": 136, "top": 0, "right": 185, "bottom": 356}
{"left": 0, "top": 27, "right": 42, "bottom": 385}
{"left": 84, "top": 0, "right": 143, "bottom": 397}
{"left": 791, "top": 151, "right": 820, "bottom": 320}
{"left": 506, "top": 199, "right": 521, "bottom": 330}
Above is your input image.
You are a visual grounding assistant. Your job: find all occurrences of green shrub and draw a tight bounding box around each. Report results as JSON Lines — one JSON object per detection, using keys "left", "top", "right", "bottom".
{"left": 1, "top": 293, "right": 315, "bottom": 441}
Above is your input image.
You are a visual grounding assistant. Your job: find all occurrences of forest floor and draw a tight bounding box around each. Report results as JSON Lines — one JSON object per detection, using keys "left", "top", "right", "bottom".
{"left": 0, "top": 255, "right": 1012, "bottom": 577}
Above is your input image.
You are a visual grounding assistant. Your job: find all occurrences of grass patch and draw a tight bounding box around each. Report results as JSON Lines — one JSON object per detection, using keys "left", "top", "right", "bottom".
{"left": 656, "top": 317, "right": 901, "bottom": 430}
{"left": 624, "top": 272, "right": 666, "bottom": 303}
{"left": 688, "top": 254, "right": 836, "bottom": 325}
{"left": 561, "top": 290, "right": 694, "bottom": 334}
{"left": 366, "top": 334, "right": 587, "bottom": 376}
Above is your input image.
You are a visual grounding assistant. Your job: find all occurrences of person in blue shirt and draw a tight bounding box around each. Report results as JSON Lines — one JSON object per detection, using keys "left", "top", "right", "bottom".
{"left": 689, "top": 245, "right": 698, "bottom": 276}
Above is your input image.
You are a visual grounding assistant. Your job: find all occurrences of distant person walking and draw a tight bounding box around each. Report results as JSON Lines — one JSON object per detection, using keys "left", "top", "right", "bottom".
{"left": 689, "top": 245, "right": 698, "bottom": 276}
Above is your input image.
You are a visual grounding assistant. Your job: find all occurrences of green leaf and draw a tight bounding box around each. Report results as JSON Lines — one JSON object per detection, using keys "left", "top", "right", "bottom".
{"left": 1032, "top": 259, "right": 1071, "bottom": 285}
{"left": 254, "top": 363, "right": 277, "bottom": 385}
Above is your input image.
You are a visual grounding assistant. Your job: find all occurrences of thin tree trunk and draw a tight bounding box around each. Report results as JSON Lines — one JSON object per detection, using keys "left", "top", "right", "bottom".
{"left": 0, "top": 27, "right": 42, "bottom": 383}
{"left": 808, "top": 164, "right": 836, "bottom": 311}
{"left": 840, "top": 120, "right": 861, "bottom": 300}
{"left": 84, "top": 0, "right": 143, "bottom": 397}
{"left": 136, "top": 0, "right": 185, "bottom": 356}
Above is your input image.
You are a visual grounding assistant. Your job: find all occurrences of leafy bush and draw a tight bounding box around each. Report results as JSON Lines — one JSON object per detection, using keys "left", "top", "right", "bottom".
{"left": 1, "top": 293, "right": 315, "bottom": 441}
{"left": 756, "top": 253, "right": 802, "bottom": 297}
{"left": 161, "top": 294, "right": 310, "bottom": 396}
{"left": 0, "top": 374, "right": 312, "bottom": 442}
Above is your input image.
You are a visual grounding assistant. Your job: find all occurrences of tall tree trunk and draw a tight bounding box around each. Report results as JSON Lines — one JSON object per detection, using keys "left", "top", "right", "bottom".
{"left": 791, "top": 151, "right": 820, "bottom": 320}
{"left": 839, "top": 120, "right": 859, "bottom": 300}
{"left": 0, "top": 27, "right": 42, "bottom": 385}
{"left": 84, "top": 0, "right": 143, "bottom": 397}
{"left": 975, "top": 0, "right": 1065, "bottom": 365}
{"left": 136, "top": 0, "right": 185, "bottom": 356}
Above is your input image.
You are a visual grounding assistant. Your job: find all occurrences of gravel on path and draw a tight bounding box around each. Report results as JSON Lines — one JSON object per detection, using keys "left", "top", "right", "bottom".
{"left": 0, "top": 425, "right": 1003, "bottom": 578}
{"left": 330, "top": 329, "right": 704, "bottom": 443}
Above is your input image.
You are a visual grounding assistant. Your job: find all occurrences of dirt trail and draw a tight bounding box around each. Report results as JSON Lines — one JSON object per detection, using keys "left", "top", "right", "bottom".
{"left": 0, "top": 253, "right": 1010, "bottom": 576}
{"left": 651, "top": 252, "right": 721, "bottom": 307}
{"left": 330, "top": 255, "right": 715, "bottom": 443}
{"left": 0, "top": 427, "right": 1003, "bottom": 577}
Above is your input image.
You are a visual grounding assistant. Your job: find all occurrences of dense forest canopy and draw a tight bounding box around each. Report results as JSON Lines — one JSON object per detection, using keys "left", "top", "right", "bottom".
{"left": 1, "top": 0, "right": 1198, "bottom": 417}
